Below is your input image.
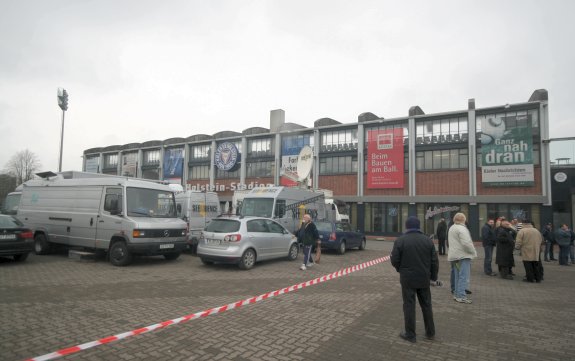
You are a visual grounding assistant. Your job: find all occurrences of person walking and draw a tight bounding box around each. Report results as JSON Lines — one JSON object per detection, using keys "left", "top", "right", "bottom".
{"left": 299, "top": 214, "right": 319, "bottom": 270}
{"left": 542, "top": 223, "right": 556, "bottom": 262}
{"left": 391, "top": 216, "right": 439, "bottom": 343}
{"left": 496, "top": 219, "right": 516, "bottom": 279}
{"left": 515, "top": 220, "right": 543, "bottom": 283}
{"left": 447, "top": 213, "right": 477, "bottom": 304}
{"left": 436, "top": 218, "right": 447, "bottom": 255}
{"left": 555, "top": 224, "right": 571, "bottom": 266}
{"left": 481, "top": 219, "right": 497, "bottom": 276}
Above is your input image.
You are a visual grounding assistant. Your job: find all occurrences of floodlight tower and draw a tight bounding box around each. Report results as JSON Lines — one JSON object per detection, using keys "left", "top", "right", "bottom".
{"left": 57, "top": 88, "right": 69, "bottom": 172}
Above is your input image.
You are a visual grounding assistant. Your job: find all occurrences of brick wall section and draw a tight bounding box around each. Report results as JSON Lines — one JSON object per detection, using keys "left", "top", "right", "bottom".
{"left": 416, "top": 170, "right": 469, "bottom": 195}
{"left": 319, "top": 174, "right": 358, "bottom": 196}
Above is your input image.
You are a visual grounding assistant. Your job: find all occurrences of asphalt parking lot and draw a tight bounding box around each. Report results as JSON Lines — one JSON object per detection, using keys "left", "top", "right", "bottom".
{"left": 1, "top": 240, "right": 574, "bottom": 361}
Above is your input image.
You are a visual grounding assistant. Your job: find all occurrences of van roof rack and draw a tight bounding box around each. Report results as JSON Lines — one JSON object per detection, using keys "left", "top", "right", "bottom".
{"left": 36, "top": 171, "right": 59, "bottom": 179}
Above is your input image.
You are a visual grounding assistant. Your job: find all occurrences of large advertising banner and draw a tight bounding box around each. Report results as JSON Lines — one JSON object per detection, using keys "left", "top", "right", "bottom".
{"left": 163, "top": 148, "right": 184, "bottom": 184}
{"left": 121, "top": 152, "right": 137, "bottom": 177}
{"left": 367, "top": 128, "right": 404, "bottom": 188}
{"left": 281, "top": 136, "right": 311, "bottom": 186}
{"left": 481, "top": 114, "right": 534, "bottom": 187}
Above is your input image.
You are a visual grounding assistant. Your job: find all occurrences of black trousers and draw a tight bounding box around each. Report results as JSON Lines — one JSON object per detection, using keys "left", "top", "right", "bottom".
{"left": 523, "top": 261, "right": 542, "bottom": 282}
{"left": 438, "top": 238, "right": 446, "bottom": 255}
{"left": 401, "top": 286, "right": 435, "bottom": 339}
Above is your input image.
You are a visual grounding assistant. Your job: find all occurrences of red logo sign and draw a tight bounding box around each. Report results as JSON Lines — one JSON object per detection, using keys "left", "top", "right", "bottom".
{"left": 367, "top": 129, "right": 404, "bottom": 188}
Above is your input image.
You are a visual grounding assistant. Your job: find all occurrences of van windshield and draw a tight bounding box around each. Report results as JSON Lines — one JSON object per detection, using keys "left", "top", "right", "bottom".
{"left": 241, "top": 198, "right": 274, "bottom": 218}
{"left": 127, "top": 187, "right": 176, "bottom": 218}
{"left": 1, "top": 193, "right": 21, "bottom": 215}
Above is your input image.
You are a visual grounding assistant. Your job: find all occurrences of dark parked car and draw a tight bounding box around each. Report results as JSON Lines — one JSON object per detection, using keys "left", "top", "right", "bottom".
{"left": 0, "top": 214, "right": 34, "bottom": 262}
{"left": 315, "top": 221, "right": 366, "bottom": 255}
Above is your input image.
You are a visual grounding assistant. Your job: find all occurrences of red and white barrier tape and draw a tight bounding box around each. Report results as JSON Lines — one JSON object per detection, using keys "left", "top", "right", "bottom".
{"left": 25, "top": 255, "right": 390, "bottom": 361}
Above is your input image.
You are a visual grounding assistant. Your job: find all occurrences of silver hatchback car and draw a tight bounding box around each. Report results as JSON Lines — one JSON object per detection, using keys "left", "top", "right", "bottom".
{"left": 197, "top": 216, "right": 299, "bottom": 270}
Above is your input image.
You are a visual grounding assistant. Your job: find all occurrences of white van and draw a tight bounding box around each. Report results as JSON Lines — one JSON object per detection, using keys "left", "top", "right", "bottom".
{"left": 17, "top": 172, "right": 187, "bottom": 266}
{"left": 175, "top": 190, "right": 220, "bottom": 252}
{"left": 240, "top": 186, "right": 327, "bottom": 233}
{"left": 325, "top": 199, "right": 350, "bottom": 223}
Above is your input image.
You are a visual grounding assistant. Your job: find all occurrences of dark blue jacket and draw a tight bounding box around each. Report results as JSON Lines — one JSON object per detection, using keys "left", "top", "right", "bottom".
{"left": 481, "top": 223, "right": 496, "bottom": 247}
{"left": 391, "top": 229, "right": 439, "bottom": 289}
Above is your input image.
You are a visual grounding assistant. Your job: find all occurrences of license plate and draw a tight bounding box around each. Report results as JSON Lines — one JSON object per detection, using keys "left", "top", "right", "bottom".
{"left": 0, "top": 234, "right": 16, "bottom": 240}
{"left": 159, "top": 244, "right": 174, "bottom": 249}
{"left": 206, "top": 239, "right": 221, "bottom": 245}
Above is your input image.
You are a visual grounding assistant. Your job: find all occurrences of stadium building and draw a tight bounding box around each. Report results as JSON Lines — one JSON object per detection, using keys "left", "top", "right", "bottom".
{"left": 83, "top": 89, "right": 552, "bottom": 239}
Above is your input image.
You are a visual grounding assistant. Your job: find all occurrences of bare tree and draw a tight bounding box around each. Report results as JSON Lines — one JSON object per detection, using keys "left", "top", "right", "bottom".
{"left": 4, "top": 149, "right": 41, "bottom": 185}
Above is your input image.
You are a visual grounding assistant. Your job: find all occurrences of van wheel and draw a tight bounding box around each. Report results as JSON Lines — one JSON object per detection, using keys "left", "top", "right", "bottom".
{"left": 359, "top": 238, "right": 366, "bottom": 250}
{"left": 164, "top": 252, "right": 180, "bottom": 261}
{"left": 238, "top": 249, "right": 256, "bottom": 270}
{"left": 109, "top": 241, "right": 132, "bottom": 266}
{"left": 14, "top": 253, "right": 29, "bottom": 262}
{"left": 287, "top": 243, "right": 299, "bottom": 261}
{"left": 34, "top": 234, "right": 51, "bottom": 255}
{"left": 337, "top": 240, "right": 346, "bottom": 255}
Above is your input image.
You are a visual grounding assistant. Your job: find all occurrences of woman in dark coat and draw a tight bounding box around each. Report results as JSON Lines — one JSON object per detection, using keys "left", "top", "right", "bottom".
{"left": 496, "top": 219, "right": 515, "bottom": 279}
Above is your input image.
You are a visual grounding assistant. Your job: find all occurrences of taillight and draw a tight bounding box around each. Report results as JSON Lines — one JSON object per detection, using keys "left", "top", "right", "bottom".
{"left": 330, "top": 232, "right": 336, "bottom": 241}
{"left": 224, "top": 234, "right": 242, "bottom": 242}
{"left": 20, "top": 231, "right": 33, "bottom": 239}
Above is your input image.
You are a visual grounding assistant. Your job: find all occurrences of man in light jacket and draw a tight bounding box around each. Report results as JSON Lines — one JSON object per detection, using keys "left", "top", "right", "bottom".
{"left": 515, "top": 220, "right": 543, "bottom": 282}
{"left": 447, "top": 213, "right": 477, "bottom": 304}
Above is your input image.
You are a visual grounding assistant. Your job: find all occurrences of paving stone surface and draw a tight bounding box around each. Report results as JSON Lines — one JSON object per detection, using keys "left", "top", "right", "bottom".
{"left": 0, "top": 240, "right": 572, "bottom": 361}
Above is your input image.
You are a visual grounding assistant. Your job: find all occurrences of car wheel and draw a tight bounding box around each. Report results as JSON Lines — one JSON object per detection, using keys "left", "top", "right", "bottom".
{"left": 287, "top": 243, "right": 299, "bottom": 261}
{"left": 164, "top": 252, "right": 180, "bottom": 261}
{"left": 200, "top": 258, "right": 214, "bottom": 266}
{"left": 359, "top": 238, "right": 366, "bottom": 250}
{"left": 238, "top": 248, "right": 256, "bottom": 270}
{"left": 109, "top": 241, "right": 132, "bottom": 267}
{"left": 13, "top": 253, "right": 29, "bottom": 262}
{"left": 337, "top": 240, "right": 346, "bottom": 255}
{"left": 34, "top": 233, "right": 51, "bottom": 255}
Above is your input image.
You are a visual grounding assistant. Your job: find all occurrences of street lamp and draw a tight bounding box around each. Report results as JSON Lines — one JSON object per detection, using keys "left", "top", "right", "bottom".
{"left": 57, "top": 88, "right": 69, "bottom": 172}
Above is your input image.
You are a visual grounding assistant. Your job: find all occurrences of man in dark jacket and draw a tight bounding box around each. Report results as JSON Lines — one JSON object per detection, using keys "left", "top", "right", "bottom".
{"left": 481, "top": 219, "right": 497, "bottom": 276}
{"left": 299, "top": 214, "right": 319, "bottom": 271}
{"left": 391, "top": 216, "right": 439, "bottom": 343}
{"left": 555, "top": 224, "right": 572, "bottom": 266}
{"left": 436, "top": 218, "right": 447, "bottom": 255}
{"left": 542, "top": 223, "right": 556, "bottom": 261}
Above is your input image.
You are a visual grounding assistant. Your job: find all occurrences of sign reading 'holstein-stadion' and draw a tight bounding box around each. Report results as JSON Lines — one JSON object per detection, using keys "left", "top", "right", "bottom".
{"left": 481, "top": 114, "right": 534, "bottom": 187}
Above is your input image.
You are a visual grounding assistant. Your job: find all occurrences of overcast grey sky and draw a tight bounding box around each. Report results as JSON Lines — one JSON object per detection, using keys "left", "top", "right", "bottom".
{"left": 1, "top": 0, "right": 574, "bottom": 172}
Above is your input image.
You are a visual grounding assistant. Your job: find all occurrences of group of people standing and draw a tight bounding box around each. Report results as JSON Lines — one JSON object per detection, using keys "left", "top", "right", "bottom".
{"left": 543, "top": 222, "right": 575, "bottom": 266}
{"left": 390, "top": 212, "right": 574, "bottom": 343}
{"left": 482, "top": 217, "right": 546, "bottom": 282}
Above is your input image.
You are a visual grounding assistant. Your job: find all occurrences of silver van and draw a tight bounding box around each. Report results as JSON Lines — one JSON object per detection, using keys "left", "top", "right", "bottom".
{"left": 17, "top": 172, "right": 187, "bottom": 266}
{"left": 175, "top": 190, "right": 221, "bottom": 252}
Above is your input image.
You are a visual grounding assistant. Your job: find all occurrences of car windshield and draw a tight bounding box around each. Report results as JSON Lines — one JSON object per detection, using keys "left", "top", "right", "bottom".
{"left": 315, "top": 222, "right": 333, "bottom": 232}
{"left": 241, "top": 198, "right": 274, "bottom": 218}
{"left": 126, "top": 187, "right": 176, "bottom": 218}
{"left": 205, "top": 219, "right": 241, "bottom": 233}
{"left": 0, "top": 215, "right": 23, "bottom": 228}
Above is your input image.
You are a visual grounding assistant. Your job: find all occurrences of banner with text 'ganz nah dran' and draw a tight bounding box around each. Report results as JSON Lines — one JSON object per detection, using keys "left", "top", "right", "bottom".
{"left": 481, "top": 114, "right": 534, "bottom": 187}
